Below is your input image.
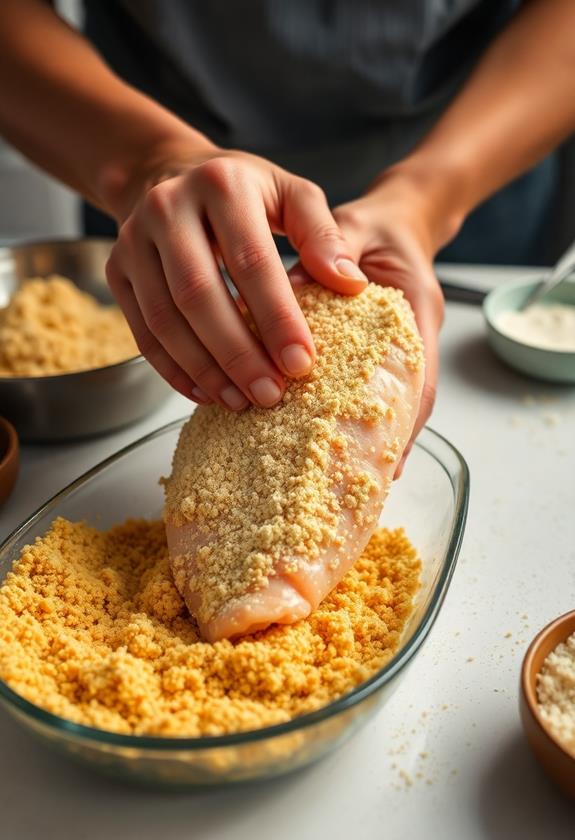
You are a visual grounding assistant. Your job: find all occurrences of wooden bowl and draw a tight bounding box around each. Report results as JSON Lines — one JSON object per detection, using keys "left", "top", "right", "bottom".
{"left": 0, "top": 416, "right": 19, "bottom": 507}
{"left": 520, "top": 609, "right": 575, "bottom": 799}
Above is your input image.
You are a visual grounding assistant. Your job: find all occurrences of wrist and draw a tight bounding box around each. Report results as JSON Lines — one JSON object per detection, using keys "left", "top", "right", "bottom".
{"left": 97, "top": 130, "right": 219, "bottom": 223}
{"left": 369, "top": 153, "right": 470, "bottom": 255}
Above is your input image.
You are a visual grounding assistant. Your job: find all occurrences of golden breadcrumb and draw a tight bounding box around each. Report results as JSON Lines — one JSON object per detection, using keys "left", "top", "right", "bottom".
{"left": 0, "top": 517, "right": 420, "bottom": 737}
{"left": 0, "top": 275, "right": 137, "bottom": 376}
{"left": 163, "top": 283, "right": 423, "bottom": 625}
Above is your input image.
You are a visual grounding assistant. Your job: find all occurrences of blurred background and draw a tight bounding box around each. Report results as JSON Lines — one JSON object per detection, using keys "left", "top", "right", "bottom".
{"left": 0, "top": 1, "right": 80, "bottom": 244}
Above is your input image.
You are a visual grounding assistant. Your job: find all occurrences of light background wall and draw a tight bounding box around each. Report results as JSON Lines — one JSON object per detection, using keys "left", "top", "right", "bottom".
{"left": 0, "top": 0, "right": 81, "bottom": 243}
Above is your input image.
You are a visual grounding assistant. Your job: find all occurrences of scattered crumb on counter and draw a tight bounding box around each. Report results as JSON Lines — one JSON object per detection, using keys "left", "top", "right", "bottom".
{"left": 0, "top": 276, "right": 137, "bottom": 376}
{"left": 0, "top": 517, "right": 420, "bottom": 737}
{"left": 387, "top": 703, "right": 466, "bottom": 791}
{"left": 398, "top": 769, "right": 413, "bottom": 787}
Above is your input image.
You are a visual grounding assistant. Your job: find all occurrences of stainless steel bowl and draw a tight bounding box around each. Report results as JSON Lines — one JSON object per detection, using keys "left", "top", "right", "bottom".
{"left": 0, "top": 238, "right": 171, "bottom": 441}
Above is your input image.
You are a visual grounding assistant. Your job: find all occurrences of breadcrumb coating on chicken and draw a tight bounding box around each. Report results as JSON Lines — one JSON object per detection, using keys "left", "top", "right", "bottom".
{"left": 163, "top": 283, "right": 423, "bottom": 625}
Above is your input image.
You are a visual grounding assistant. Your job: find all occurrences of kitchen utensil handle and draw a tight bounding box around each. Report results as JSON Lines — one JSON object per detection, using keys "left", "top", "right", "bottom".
{"left": 438, "top": 280, "right": 488, "bottom": 305}
{"left": 520, "top": 239, "right": 575, "bottom": 309}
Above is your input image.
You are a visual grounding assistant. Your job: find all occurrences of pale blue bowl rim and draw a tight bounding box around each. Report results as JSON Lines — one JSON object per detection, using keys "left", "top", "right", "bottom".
{"left": 483, "top": 277, "right": 575, "bottom": 357}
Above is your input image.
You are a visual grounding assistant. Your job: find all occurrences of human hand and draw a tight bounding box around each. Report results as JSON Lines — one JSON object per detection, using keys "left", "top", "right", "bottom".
{"left": 290, "top": 167, "right": 447, "bottom": 475}
{"left": 106, "top": 149, "right": 367, "bottom": 409}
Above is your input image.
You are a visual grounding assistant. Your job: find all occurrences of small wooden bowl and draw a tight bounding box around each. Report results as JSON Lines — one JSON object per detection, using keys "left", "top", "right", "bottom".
{"left": 0, "top": 416, "right": 19, "bottom": 507}
{"left": 520, "top": 609, "right": 575, "bottom": 799}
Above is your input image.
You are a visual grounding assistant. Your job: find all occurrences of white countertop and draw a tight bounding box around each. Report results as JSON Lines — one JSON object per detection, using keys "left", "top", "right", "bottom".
{"left": 0, "top": 265, "right": 574, "bottom": 839}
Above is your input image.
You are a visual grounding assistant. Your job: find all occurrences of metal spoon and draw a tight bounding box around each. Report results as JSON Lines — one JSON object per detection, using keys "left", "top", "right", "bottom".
{"left": 519, "top": 239, "right": 575, "bottom": 311}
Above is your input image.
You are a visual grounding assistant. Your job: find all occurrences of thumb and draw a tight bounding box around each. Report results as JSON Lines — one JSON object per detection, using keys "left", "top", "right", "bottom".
{"left": 281, "top": 177, "right": 368, "bottom": 295}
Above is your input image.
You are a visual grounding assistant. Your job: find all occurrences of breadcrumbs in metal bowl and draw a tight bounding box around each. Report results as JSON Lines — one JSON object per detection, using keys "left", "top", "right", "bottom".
{"left": 0, "top": 275, "right": 137, "bottom": 376}
{"left": 0, "top": 517, "right": 420, "bottom": 737}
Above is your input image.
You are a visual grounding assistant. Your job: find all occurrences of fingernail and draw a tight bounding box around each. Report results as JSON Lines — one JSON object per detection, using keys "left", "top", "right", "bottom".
{"left": 335, "top": 258, "right": 368, "bottom": 283}
{"left": 280, "top": 344, "right": 313, "bottom": 377}
{"left": 191, "top": 386, "right": 211, "bottom": 404}
{"left": 249, "top": 377, "right": 282, "bottom": 407}
{"left": 220, "top": 385, "right": 249, "bottom": 410}
{"left": 288, "top": 270, "right": 309, "bottom": 288}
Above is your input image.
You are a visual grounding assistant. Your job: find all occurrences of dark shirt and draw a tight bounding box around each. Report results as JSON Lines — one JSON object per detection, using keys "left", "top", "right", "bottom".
{"left": 82, "top": 0, "right": 555, "bottom": 264}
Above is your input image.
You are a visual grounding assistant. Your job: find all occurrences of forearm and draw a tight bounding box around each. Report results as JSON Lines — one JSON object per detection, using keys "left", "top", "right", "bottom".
{"left": 0, "top": 0, "right": 216, "bottom": 220}
{"left": 383, "top": 0, "right": 575, "bottom": 252}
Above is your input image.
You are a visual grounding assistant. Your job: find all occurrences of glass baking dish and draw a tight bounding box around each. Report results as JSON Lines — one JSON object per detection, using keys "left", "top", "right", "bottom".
{"left": 0, "top": 420, "right": 468, "bottom": 787}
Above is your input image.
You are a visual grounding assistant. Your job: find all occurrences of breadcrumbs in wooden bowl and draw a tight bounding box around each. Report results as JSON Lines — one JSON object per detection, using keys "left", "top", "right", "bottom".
{"left": 0, "top": 517, "right": 420, "bottom": 737}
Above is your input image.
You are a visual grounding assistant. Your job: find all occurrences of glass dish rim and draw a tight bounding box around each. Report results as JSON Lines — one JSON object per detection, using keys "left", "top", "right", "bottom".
{"left": 0, "top": 419, "right": 469, "bottom": 750}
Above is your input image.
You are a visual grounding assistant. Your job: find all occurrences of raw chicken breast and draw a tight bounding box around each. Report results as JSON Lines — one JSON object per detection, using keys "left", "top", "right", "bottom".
{"left": 163, "top": 283, "right": 424, "bottom": 642}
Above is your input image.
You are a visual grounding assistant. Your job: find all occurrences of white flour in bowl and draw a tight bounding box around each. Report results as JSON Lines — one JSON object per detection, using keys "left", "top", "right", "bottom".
{"left": 497, "top": 303, "right": 575, "bottom": 352}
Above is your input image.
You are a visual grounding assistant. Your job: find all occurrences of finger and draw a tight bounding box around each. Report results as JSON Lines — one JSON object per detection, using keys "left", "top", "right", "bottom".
{"left": 335, "top": 221, "right": 441, "bottom": 464}
{"left": 206, "top": 187, "right": 316, "bottom": 379}
{"left": 146, "top": 195, "right": 285, "bottom": 407}
{"left": 384, "top": 275, "right": 441, "bottom": 454}
{"left": 281, "top": 178, "right": 368, "bottom": 295}
{"left": 392, "top": 293, "right": 436, "bottom": 481}
{"left": 126, "top": 240, "right": 249, "bottom": 410}
{"left": 397, "top": 279, "right": 442, "bottom": 443}
{"left": 106, "top": 265, "right": 209, "bottom": 404}
{"left": 286, "top": 261, "right": 312, "bottom": 289}
{"left": 393, "top": 441, "right": 412, "bottom": 481}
